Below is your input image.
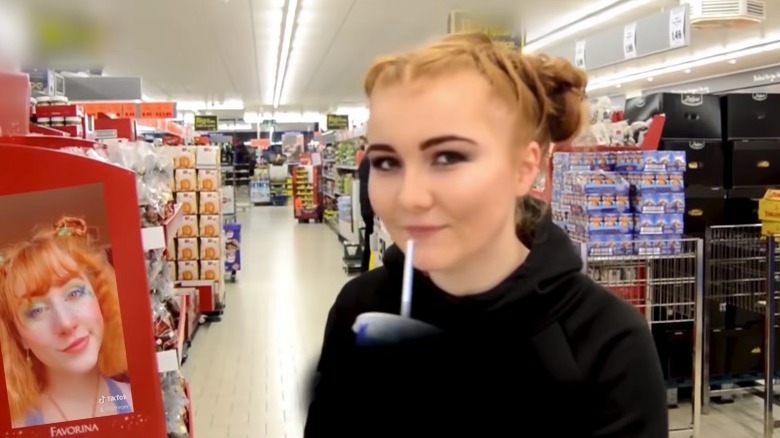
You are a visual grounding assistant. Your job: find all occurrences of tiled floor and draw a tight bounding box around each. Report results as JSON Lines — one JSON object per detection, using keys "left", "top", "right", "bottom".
{"left": 183, "top": 206, "right": 778, "bottom": 437}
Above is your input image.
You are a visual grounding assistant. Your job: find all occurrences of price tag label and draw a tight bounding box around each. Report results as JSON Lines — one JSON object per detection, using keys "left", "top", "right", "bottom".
{"left": 574, "top": 40, "right": 586, "bottom": 69}
{"left": 669, "top": 6, "right": 686, "bottom": 48}
{"left": 623, "top": 22, "right": 637, "bottom": 59}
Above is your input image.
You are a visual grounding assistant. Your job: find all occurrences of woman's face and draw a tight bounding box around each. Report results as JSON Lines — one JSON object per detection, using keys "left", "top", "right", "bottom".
{"left": 367, "top": 71, "right": 539, "bottom": 272}
{"left": 15, "top": 275, "right": 104, "bottom": 376}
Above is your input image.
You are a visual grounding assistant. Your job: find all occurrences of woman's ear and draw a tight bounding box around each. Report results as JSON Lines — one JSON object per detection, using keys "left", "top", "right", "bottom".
{"left": 514, "top": 141, "right": 541, "bottom": 196}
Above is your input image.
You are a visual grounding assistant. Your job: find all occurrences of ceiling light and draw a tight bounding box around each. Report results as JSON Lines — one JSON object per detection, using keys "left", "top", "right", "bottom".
{"left": 615, "top": 84, "right": 622, "bottom": 88}
{"left": 524, "top": 0, "right": 654, "bottom": 52}
{"left": 272, "top": 0, "right": 300, "bottom": 108}
{"left": 588, "top": 36, "right": 780, "bottom": 91}
{"left": 728, "top": 59, "right": 737, "bottom": 64}
{"left": 647, "top": 77, "right": 654, "bottom": 81}
{"left": 683, "top": 69, "right": 691, "bottom": 73}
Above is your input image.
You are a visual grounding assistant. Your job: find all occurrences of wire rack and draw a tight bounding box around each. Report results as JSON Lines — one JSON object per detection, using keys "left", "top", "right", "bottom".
{"left": 703, "top": 225, "right": 779, "bottom": 437}
{"left": 577, "top": 238, "right": 703, "bottom": 325}
{"left": 574, "top": 237, "right": 704, "bottom": 436}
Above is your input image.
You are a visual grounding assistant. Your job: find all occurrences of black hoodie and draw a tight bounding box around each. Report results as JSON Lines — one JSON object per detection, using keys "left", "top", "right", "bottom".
{"left": 304, "top": 219, "right": 668, "bottom": 438}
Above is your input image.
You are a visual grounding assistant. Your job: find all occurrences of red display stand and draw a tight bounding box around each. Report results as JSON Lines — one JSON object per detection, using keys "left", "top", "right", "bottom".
{"left": 0, "top": 71, "right": 31, "bottom": 136}
{"left": 0, "top": 144, "right": 166, "bottom": 437}
{"left": 534, "top": 115, "right": 668, "bottom": 309}
{"left": 291, "top": 153, "right": 323, "bottom": 222}
{"left": 530, "top": 114, "right": 666, "bottom": 202}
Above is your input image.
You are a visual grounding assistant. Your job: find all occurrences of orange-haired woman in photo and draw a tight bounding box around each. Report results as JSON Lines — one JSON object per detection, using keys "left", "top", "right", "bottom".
{"left": 0, "top": 217, "right": 133, "bottom": 428}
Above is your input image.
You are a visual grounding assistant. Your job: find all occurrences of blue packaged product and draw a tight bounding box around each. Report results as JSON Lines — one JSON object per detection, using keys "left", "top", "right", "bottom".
{"left": 563, "top": 171, "right": 630, "bottom": 195}
{"left": 553, "top": 151, "right": 616, "bottom": 171}
{"left": 624, "top": 172, "right": 684, "bottom": 192}
{"left": 615, "top": 150, "right": 686, "bottom": 173}
{"left": 567, "top": 212, "right": 634, "bottom": 236}
{"left": 632, "top": 191, "right": 685, "bottom": 214}
{"left": 634, "top": 213, "right": 684, "bottom": 236}
{"left": 563, "top": 192, "right": 631, "bottom": 214}
{"left": 585, "top": 234, "right": 635, "bottom": 257}
{"left": 634, "top": 235, "right": 684, "bottom": 256}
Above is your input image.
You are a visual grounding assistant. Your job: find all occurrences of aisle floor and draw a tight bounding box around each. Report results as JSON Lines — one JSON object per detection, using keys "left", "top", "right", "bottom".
{"left": 183, "top": 206, "right": 778, "bottom": 437}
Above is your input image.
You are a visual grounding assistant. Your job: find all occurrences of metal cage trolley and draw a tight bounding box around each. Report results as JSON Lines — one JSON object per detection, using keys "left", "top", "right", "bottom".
{"left": 575, "top": 237, "right": 704, "bottom": 437}
{"left": 703, "top": 225, "right": 779, "bottom": 437}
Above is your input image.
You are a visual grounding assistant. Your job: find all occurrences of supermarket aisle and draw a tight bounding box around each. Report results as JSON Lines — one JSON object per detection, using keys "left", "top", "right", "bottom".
{"left": 181, "top": 206, "right": 776, "bottom": 438}
{"left": 183, "top": 206, "right": 347, "bottom": 438}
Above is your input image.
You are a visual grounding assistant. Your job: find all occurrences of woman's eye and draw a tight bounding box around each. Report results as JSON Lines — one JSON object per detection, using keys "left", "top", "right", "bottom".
{"left": 433, "top": 152, "right": 467, "bottom": 166}
{"left": 67, "top": 286, "right": 87, "bottom": 300}
{"left": 24, "top": 305, "right": 47, "bottom": 321}
{"left": 370, "top": 157, "right": 400, "bottom": 171}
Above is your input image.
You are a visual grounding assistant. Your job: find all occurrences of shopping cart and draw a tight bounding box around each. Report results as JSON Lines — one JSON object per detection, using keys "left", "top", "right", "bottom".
{"left": 574, "top": 237, "right": 704, "bottom": 437}
{"left": 703, "top": 225, "right": 779, "bottom": 436}
{"left": 221, "top": 163, "right": 251, "bottom": 212}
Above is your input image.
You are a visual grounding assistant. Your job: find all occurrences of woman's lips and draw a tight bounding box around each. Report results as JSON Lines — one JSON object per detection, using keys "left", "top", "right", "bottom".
{"left": 61, "top": 336, "right": 89, "bottom": 354}
{"left": 404, "top": 226, "right": 446, "bottom": 239}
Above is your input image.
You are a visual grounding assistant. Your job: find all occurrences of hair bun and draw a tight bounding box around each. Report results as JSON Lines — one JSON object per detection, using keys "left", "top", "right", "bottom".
{"left": 53, "top": 217, "right": 88, "bottom": 238}
{"left": 530, "top": 54, "right": 588, "bottom": 143}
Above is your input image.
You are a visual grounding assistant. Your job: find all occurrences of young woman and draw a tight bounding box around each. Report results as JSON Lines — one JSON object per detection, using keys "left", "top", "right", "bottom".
{"left": 0, "top": 217, "right": 133, "bottom": 428}
{"left": 304, "top": 32, "right": 668, "bottom": 437}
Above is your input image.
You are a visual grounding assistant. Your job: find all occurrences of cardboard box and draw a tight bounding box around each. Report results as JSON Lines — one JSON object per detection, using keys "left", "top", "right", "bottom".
{"left": 175, "top": 168, "right": 197, "bottom": 191}
{"left": 200, "top": 215, "right": 220, "bottom": 237}
{"left": 197, "top": 169, "right": 219, "bottom": 191}
{"left": 200, "top": 260, "right": 221, "bottom": 281}
{"left": 195, "top": 146, "right": 220, "bottom": 167}
{"left": 178, "top": 215, "right": 199, "bottom": 238}
{"left": 200, "top": 237, "right": 221, "bottom": 260}
{"left": 176, "top": 192, "right": 197, "bottom": 215}
{"left": 177, "top": 238, "right": 199, "bottom": 261}
{"left": 177, "top": 261, "right": 199, "bottom": 281}
{"left": 174, "top": 146, "right": 196, "bottom": 169}
{"left": 200, "top": 191, "right": 220, "bottom": 214}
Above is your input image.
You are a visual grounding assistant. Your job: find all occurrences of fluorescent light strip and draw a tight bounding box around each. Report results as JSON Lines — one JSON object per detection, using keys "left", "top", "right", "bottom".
{"left": 273, "top": 0, "right": 299, "bottom": 108}
{"left": 588, "top": 37, "right": 780, "bottom": 91}
{"left": 524, "top": 0, "right": 653, "bottom": 52}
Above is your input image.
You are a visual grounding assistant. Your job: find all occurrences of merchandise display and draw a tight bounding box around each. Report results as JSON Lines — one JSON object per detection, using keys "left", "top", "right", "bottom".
{"left": 169, "top": 145, "right": 227, "bottom": 318}
{"left": 552, "top": 150, "right": 686, "bottom": 256}
{"left": 291, "top": 152, "right": 322, "bottom": 222}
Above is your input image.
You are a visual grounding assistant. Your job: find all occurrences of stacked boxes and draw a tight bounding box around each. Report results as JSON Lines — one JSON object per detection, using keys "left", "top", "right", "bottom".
{"left": 618, "top": 151, "right": 686, "bottom": 255}
{"left": 171, "top": 146, "right": 224, "bottom": 283}
{"left": 551, "top": 150, "right": 686, "bottom": 256}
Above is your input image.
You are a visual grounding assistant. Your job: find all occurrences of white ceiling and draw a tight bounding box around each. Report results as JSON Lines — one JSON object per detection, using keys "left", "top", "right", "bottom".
{"left": 101, "top": 0, "right": 666, "bottom": 113}
{"left": 100, "top": 0, "right": 780, "bottom": 115}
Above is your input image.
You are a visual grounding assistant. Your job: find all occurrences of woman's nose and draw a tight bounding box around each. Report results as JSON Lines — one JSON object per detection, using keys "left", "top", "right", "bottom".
{"left": 51, "top": 304, "right": 78, "bottom": 335}
{"left": 398, "top": 169, "right": 433, "bottom": 211}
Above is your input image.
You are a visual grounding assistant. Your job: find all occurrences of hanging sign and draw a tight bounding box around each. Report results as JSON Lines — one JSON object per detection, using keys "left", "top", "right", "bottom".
{"left": 669, "top": 6, "right": 686, "bottom": 48}
{"left": 447, "top": 11, "right": 523, "bottom": 49}
{"left": 326, "top": 114, "right": 349, "bottom": 131}
{"left": 574, "top": 40, "right": 586, "bottom": 69}
{"left": 623, "top": 22, "right": 637, "bottom": 59}
{"left": 193, "top": 115, "right": 218, "bottom": 132}
{"left": 139, "top": 102, "right": 176, "bottom": 119}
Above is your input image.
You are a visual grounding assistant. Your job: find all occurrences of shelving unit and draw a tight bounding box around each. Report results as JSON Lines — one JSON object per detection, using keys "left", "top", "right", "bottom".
{"left": 169, "top": 145, "right": 227, "bottom": 322}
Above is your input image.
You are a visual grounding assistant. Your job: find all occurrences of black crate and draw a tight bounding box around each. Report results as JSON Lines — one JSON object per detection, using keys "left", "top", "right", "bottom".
{"left": 721, "top": 93, "right": 780, "bottom": 140}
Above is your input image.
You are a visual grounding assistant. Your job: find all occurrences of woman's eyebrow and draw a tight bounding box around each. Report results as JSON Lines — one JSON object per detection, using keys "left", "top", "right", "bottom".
{"left": 368, "top": 135, "right": 477, "bottom": 153}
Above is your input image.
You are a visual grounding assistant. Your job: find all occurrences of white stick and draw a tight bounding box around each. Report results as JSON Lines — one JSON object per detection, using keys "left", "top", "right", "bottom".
{"left": 400, "top": 239, "right": 415, "bottom": 318}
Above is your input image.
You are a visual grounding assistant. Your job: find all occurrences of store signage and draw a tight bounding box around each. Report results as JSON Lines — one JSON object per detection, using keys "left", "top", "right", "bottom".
{"left": 544, "top": 6, "right": 690, "bottom": 71}
{"left": 326, "top": 114, "right": 349, "bottom": 130}
{"left": 574, "top": 40, "right": 586, "bottom": 69}
{"left": 623, "top": 23, "right": 637, "bottom": 59}
{"left": 447, "top": 11, "right": 523, "bottom": 49}
{"left": 194, "top": 115, "right": 218, "bottom": 131}
{"left": 668, "top": 6, "right": 687, "bottom": 48}
{"left": 139, "top": 102, "right": 176, "bottom": 119}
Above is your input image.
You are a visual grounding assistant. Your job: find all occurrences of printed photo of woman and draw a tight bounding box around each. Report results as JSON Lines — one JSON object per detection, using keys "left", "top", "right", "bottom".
{"left": 0, "top": 216, "right": 134, "bottom": 428}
